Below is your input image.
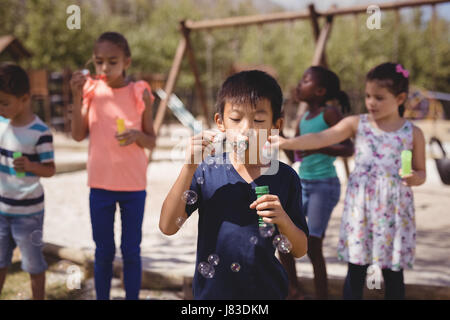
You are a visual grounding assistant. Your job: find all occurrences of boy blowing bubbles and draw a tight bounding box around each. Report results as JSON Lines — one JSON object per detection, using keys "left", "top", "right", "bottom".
{"left": 160, "top": 70, "right": 308, "bottom": 300}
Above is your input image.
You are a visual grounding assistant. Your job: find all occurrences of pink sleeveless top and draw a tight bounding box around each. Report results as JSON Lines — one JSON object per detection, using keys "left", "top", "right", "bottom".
{"left": 82, "top": 78, "right": 154, "bottom": 191}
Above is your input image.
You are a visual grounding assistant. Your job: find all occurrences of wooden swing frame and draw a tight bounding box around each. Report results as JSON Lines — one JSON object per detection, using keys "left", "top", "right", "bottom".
{"left": 152, "top": 0, "right": 448, "bottom": 171}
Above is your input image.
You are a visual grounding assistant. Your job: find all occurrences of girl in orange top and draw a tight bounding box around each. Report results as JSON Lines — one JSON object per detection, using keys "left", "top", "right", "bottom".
{"left": 70, "top": 32, "right": 156, "bottom": 300}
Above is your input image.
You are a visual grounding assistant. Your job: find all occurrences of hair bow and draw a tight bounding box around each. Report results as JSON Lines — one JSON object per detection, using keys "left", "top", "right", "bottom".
{"left": 396, "top": 64, "right": 409, "bottom": 78}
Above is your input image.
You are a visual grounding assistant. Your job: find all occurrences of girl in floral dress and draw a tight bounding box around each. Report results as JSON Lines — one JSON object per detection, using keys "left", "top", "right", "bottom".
{"left": 272, "top": 62, "right": 426, "bottom": 299}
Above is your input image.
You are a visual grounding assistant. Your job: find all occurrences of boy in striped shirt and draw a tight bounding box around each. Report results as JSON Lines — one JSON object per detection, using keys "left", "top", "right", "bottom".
{"left": 0, "top": 63, "right": 55, "bottom": 300}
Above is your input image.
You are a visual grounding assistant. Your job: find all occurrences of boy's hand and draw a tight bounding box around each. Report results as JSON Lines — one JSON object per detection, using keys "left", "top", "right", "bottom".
{"left": 249, "top": 194, "right": 290, "bottom": 228}
{"left": 115, "top": 129, "right": 141, "bottom": 146}
{"left": 70, "top": 71, "right": 88, "bottom": 98}
{"left": 13, "top": 156, "right": 34, "bottom": 173}
{"left": 185, "top": 131, "right": 217, "bottom": 166}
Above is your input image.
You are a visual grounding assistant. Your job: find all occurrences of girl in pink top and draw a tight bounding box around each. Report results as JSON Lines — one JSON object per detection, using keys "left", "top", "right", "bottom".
{"left": 70, "top": 32, "right": 156, "bottom": 300}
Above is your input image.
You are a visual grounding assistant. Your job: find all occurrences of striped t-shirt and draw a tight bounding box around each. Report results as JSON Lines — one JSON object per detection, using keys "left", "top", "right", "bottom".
{"left": 0, "top": 115, "right": 54, "bottom": 217}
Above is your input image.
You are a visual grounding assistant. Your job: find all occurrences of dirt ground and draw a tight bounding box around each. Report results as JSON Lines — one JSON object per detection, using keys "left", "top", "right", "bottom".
{"left": 39, "top": 126, "right": 450, "bottom": 300}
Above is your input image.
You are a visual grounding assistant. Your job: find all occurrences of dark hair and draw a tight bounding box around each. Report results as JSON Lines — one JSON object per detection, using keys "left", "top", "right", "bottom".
{"left": 307, "top": 66, "right": 351, "bottom": 115}
{"left": 95, "top": 32, "right": 131, "bottom": 57}
{"left": 366, "top": 62, "right": 409, "bottom": 117}
{"left": 215, "top": 70, "right": 283, "bottom": 124}
{"left": 0, "top": 63, "right": 30, "bottom": 97}
{"left": 95, "top": 32, "right": 131, "bottom": 77}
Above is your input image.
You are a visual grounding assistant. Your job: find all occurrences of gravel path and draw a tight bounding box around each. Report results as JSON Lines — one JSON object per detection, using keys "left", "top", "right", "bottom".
{"left": 40, "top": 131, "right": 450, "bottom": 289}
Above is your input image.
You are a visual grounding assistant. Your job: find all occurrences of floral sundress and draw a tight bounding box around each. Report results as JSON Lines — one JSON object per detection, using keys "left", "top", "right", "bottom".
{"left": 337, "top": 114, "right": 415, "bottom": 271}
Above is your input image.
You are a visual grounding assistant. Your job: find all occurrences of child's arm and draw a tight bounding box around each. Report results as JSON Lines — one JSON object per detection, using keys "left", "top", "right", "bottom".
{"left": 250, "top": 195, "right": 307, "bottom": 258}
{"left": 159, "top": 165, "right": 196, "bottom": 235}
{"left": 271, "top": 115, "right": 359, "bottom": 151}
{"left": 13, "top": 157, "right": 55, "bottom": 178}
{"left": 115, "top": 89, "right": 156, "bottom": 150}
{"left": 297, "top": 107, "right": 355, "bottom": 158}
{"left": 399, "top": 125, "right": 426, "bottom": 186}
{"left": 70, "top": 71, "right": 89, "bottom": 142}
{"left": 159, "top": 131, "right": 216, "bottom": 235}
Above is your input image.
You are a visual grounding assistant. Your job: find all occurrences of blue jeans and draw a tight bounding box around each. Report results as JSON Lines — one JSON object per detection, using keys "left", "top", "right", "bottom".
{"left": 301, "top": 177, "right": 340, "bottom": 238}
{"left": 0, "top": 213, "right": 47, "bottom": 274}
{"left": 89, "top": 188, "right": 146, "bottom": 300}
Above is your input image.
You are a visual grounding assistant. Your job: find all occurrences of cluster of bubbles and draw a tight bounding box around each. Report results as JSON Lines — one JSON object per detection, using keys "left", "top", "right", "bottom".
{"left": 195, "top": 235, "right": 292, "bottom": 280}
{"left": 197, "top": 254, "right": 244, "bottom": 278}
{"left": 197, "top": 254, "right": 220, "bottom": 279}
{"left": 272, "top": 234, "right": 293, "bottom": 254}
{"left": 248, "top": 229, "right": 293, "bottom": 254}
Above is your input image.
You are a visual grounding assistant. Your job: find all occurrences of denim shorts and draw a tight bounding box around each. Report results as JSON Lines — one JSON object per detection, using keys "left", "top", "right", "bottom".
{"left": 0, "top": 213, "right": 48, "bottom": 274}
{"left": 301, "top": 177, "right": 341, "bottom": 238}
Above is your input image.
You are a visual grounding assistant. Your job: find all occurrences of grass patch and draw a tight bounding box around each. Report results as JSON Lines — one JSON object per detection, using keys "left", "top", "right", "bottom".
{"left": 0, "top": 256, "right": 86, "bottom": 300}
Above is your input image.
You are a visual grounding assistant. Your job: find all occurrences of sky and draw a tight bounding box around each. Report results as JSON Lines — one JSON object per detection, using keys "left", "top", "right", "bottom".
{"left": 270, "top": 0, "right": 450, "bottom": 21}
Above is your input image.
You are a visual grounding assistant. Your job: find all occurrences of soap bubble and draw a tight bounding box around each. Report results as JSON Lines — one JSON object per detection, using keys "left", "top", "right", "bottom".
{"left": 196, "top": 176, "right": 205, "bottom": 185}
{"left": 249, "top": 236, "right": 258, "bottom": 245}
{"left": 203, "top": 267, "right": 215, "bottom": 279}
{"left": 175, "top": 216, "right": 186, "bottom": 229}
{"left": 213, "top": 132, "right": 225, "bottom": 145}
{"left": 197, "top": 262, "right": 210, "bottom": 274}
{"left": 30, "top": 230, "right": 43, "bottom": 246}
{"left": 230, "top": 262, "right": 241, "bottom": 273}
{"left": 237, "top": 138, "right": 248, "bottom": 152}
{"left": 207, "top": 254, "right": 220, "bottom": 266}
{"left": 205, "top": 157, "right": 215, "bottom": 166}
{"left": 181, "top": 190, "right": 198, "bottom": 205}
{"left": 197, "top": 262, "right": 215, "bottom": 279}
{"left": 272, "top": 234, "right": 283, "bottom": 248}
{"left": 277, "top": 236, "right": 293, "bottom": 254}
{"left": 258, "top": 223, "right": 275, "bottom": 238}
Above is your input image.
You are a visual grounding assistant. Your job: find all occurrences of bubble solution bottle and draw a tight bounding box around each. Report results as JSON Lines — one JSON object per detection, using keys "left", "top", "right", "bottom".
{"left": 13, "top": 152, "right": 25, "bottom": 177}
{"left": 401, "top": 150, "right": 412, "bottom": 176}
{"left": 116, "top": 118, "right": 126, "bottom": 145}
{"left": 255, "top": 185, "right": 275, "bottom": 238}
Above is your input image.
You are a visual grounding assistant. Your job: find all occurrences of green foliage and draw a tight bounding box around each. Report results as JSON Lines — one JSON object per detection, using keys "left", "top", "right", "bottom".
{"left": 1, "top": 0, "right": 449, "bottom": 114}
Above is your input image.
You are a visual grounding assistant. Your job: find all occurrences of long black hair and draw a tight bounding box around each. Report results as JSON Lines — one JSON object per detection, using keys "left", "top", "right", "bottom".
{"left": 366, "top": 62, "right": 409, "bottom": 117}
{"left": 307, "top": 66, "right": 351, "bottom": 115}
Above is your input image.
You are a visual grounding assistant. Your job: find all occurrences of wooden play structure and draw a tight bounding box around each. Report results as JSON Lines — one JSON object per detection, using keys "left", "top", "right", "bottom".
{"left": 153, "top": 0, "right": 448, "bottom": 136}
{"left": 151, "top": 0, "right": 449, "bottom": 174}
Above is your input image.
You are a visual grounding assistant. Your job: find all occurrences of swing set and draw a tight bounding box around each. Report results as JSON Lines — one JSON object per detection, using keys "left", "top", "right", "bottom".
{"left": 151, "top": 0, "right": 449, "bottom": 180}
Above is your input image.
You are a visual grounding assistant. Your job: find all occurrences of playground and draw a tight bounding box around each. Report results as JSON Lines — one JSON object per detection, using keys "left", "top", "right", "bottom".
{"left": 0, "top": 0, "right": 450, "bottom": 300}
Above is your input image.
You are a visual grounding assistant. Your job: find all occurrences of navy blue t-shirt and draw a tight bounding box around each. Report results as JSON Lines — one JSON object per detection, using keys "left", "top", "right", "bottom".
{"left": 185, "top": 152, "right": 309, "bottom": 300}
